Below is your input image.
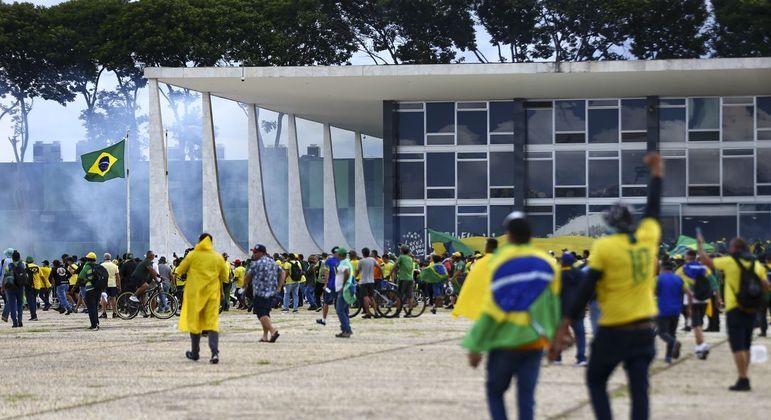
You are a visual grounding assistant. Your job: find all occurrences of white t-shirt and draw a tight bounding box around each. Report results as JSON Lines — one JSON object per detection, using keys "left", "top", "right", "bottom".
{"left": 101, "top": 261, "right": 119, "bottom": 288}
{"left": 335, "top": 259, "right": 352, "bottom": 293}
{"left": 358, "top": 257, "right": 376, "bottom": 284}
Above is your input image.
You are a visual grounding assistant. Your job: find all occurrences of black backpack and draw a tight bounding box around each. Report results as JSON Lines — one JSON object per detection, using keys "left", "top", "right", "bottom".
{"left": 733, "top": 256, "right": 764, "bottom": 312}
{"left": 90, "top": 264, "right": 109, "bottom": 291}
{"left": 692, "top": 272, "right": 712, "bottom": 301}
{"left": 12, "top": 262, "right": 30, "bottom": 288}
{"left": 289, "top": 261, "right": 303, "bottom": 282}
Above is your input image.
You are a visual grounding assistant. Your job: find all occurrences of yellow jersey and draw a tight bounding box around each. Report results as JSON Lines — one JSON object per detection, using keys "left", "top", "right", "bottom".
{"left": 40, "top": 266, "right": 52, "bottom": 288}
{"left": 234, "top": 266, "right": 246, "bottom": 288}
{"left": 713, "top": 256, "right": 768, "bottom": 312}
{"left": 382, "top": 261, "right": 395, "bottom": 279}
{"left": 589, "top": 218, "right": 660, "bottom": 326}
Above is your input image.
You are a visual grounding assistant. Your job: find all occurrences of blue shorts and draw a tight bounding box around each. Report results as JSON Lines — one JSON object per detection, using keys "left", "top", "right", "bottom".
{"left": 432, "top": 283, "right": 444, "bottom": 297}
{"left": 106, "top": 287, "right": 118, "bottom": 297}
{"left": 323, "top": 290, "right": 337, "bottom": 306}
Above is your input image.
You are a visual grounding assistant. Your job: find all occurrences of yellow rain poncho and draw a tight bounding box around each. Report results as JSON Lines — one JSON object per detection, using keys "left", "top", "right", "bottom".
{"left": 176, "top": 237, "right": 228, "bottom": 334}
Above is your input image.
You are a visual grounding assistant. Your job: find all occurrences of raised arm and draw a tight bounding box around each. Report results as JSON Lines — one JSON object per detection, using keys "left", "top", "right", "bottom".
{"left": 643, "top": 152, "right": 664, "bottom": 220}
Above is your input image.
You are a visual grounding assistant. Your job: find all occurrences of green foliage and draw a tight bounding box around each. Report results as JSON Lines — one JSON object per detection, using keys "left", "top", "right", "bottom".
{"left": 711, "top": 0, "right": 771, "bottom": 57}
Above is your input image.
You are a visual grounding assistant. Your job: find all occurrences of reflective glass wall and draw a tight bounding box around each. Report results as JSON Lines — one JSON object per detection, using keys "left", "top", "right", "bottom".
{"left": 331, "top": 127, "right": 356, "bottom": 246}
{"left": 297, "top": 118, "right": 324, "bottom": 246}
{"left": 392, "top": 96, "right": 771, "bottom": 249}
{"left": 258, "top": 110, "right": 289, "bottom": 248}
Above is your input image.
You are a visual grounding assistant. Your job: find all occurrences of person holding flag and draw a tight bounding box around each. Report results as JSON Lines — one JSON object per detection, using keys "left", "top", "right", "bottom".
{"left": 462, "top": 213, "right": 561, "bottom": 420}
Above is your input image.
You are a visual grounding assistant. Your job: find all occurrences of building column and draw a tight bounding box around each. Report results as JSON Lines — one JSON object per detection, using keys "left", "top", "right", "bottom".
{"left": 322, "top": 123, "right": 352, "bottom": 252}
{"left": 247, "top": 105, "right": 285, "bottom": 254}
{"left": 513, "top": 99, "right": 527, "bottom": 212}
{"left": 646, "top": 96, "right": 659, "bottom": 152}
{"left": 201, "top": 92, "right": 246, "bottom": 257}
{"left": 382, "top": 101, "right": 396, "bottom": 252}
{"left": 287, "top": 114, "right": 322, "bottom": 255}
{"left": 353, "top": 131, "right": 381, "bottom": 250}
{"left": 148, "top": 79, "right": 191, "bottom": 258}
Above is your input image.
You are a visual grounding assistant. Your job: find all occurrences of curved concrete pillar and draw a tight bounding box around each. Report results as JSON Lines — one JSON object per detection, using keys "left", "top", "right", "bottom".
{"left": 353, "top": 131, "right": 382, "bottom": 251}
{"left": 322, "top": 123, "right": 352, "bottom": 252}
{"left": 148, "top": 79, "right": 192, "bottom": 258}
{"left": 201, "top": 92, "right": 247, "bottom": 257}
{"left": 287, "top": 114, "right": 323, "bottom": 255}
{"left": 247, "top": 105, "right": 285, "bottom": 254}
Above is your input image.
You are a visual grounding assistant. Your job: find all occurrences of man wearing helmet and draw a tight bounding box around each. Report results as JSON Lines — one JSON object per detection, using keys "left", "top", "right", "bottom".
{"left": 551, "top": 152, "right": 664, "bottom": 420}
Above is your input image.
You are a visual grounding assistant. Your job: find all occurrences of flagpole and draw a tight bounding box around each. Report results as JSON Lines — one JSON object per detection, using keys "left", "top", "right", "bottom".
{"left": 126, "top": 129, "right": 131, "bottom": 256}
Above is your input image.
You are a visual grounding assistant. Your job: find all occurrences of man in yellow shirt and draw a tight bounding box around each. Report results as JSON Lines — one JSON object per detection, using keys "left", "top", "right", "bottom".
{"left": 233, "top": 259, "right": 247, "bottom": 309}
{"left": 40, "top": 260, "right": 52, "bottom": 311}
{"left": 25, "top": 257, "right": 42, "bottom": 321}
{"left": 283, "top": 254, "right": 304, "bottom": 313}
{"left": 552, "top": 152, "right": 663, "bottom": 420}
{"left": 221, "top": 253, "right": 234, "bottom": 312}
{"left": 698, "top": 234, "right": 769, "bottom": 392}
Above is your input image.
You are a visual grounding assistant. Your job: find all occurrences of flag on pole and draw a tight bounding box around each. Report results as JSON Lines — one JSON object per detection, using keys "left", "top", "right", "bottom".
{"left": 80, "top": 140, "right": 125, "bottom": 182}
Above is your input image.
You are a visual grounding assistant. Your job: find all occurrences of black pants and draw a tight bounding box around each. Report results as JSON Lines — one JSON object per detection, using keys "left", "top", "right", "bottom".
{"left": 24, "top": 286, "right": 38, "bottom": 319}
{"left": 587, "top": 326, "right": 656, "bottom": 420}
{"left": 314, "top": 283, "right": 325, "bottom": 307}
{"left": 85, "top": 289, "right": 100, "bottom": 328}
{"left": 656, "top": 315, "right": 679, "bottom": 359}
{"left": 706, "top": 296, "right": 720, "bottom": 331}
{"left": 756, "top": 298, "right": 769, "bottom": 335}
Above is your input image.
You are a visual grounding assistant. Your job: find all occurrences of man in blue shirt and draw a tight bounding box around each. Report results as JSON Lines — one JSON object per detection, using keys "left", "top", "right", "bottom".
{"left": 317, "top": 247, "right": 339, "bottom": 326}
{"left": 656, "top": 260, "right": 693, "bottom": 364}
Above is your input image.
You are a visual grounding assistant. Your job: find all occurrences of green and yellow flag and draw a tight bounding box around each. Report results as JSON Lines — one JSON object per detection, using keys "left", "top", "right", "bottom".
{"left": 80, "top": 140, "right": 125, "bottom": 182}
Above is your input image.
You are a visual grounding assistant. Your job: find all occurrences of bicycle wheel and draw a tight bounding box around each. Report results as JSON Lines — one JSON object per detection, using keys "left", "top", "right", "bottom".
{"left": 348, "top": 297, "right": 362, "bottom": 318}
{"left": 116, "top": 292, "right": 139, "bottom": 320}
{"left": 149, "top": 291, "right": 178, "bottom": 319}
{"left": 375, "top": 289, "right": 401, "bottom": 318}
{"left": 406, "top": 285, "right": 428, "bottom": 318}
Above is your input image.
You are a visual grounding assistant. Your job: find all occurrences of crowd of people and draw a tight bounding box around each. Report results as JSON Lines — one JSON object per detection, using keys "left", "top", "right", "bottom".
{"left": 2, "top": 152, "right": 770, "bottom": 420}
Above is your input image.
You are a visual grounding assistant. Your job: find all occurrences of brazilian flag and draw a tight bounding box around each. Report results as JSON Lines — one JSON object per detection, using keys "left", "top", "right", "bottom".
{"left": 80, "top": 140, "right": 125, "bottom": 182}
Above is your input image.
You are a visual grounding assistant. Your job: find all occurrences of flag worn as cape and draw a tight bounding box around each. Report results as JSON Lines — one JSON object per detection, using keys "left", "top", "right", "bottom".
{"left": 80, "top": 140, "right": 125, "bottom": 182}
{"left": 461, "top": 244, "right": 561, "bottom": 353}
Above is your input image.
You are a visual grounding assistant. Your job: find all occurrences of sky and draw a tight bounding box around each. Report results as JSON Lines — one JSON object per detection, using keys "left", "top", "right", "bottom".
{"left": 0, "top": 0, "right": 497, "bottom": 163}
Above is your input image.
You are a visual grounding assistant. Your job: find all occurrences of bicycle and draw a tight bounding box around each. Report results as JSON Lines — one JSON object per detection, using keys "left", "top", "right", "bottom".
{"left": 115, "top": 279, "right": 178, "bottom": 320}
{"left": 348, "top": 280, "right": 402, "bottom": 318}
{"left": 399, "top": 281, "right": 428, "bottom": 318}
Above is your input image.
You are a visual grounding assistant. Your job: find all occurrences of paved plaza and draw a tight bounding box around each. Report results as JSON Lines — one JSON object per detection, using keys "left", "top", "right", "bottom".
{"left": 1, "top": 309, "right": 769, "bottom": 419}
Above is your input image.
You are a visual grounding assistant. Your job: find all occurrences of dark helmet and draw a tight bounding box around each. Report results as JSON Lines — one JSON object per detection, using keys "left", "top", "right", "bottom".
{"left": 603, "top": 203, "right": 634, "bottom": 232}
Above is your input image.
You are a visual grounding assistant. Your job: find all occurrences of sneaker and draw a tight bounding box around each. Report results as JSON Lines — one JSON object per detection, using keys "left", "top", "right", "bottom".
{"left": 282, "top": 309, "right": 289, "bottom": 314}
{"left": 129, "top": 295, "right": 139, "bottom": 303}
{"left": 664, "top": 356, "right": 672, "bottom": 365}
{"left": 672, "top": 341, "right": 682, "bottom": 360}
{"left": 445, "top": 304, "right": 454, "bottom": 310}
{"left": 89, "top": 325, "right": 100, "bottom": 331}
{"left": 316, "top": 319, "right": 326, "bottom": 326}
{"left": 29, "top": 317, "right": 38, "bottom": 321}
{"left": 18, "top": 321, "right": 22, "bottom": 327}
{"left": 682, "top": 326, "right": 692, "bottom": 332}
{"left": 65, "top": 309, "right": 72, "bottom": 315}
{"left": 210, "top": 353, "right": 219, "bottom": 364}
{"left": 43, "top": 305, "right": 51, "bottom": 311}
{"left": 315, "top": 306, "right": 323, "bottom": 312}
{"left": 728, "top": 378, "right": 751, "bottom": 392}
{"left": 576, "top": 360, "right": 588, "bottom": 367}
{"left": 335, "top": 332, "right": 351, "bottom": 338}
{"left": 549, "top": 360, "right": 562, "bottom": 366}
{"left": 186, "top": 351, "right": 199, "bottom": 362}
{"left": 12, "top": 323, "right": 19, "bottom": 328}
{"left": 292, "top": 309, "right": 298, "bottom": 313}
{"left": 431, "top": 308, "right": 437, "bottom": 314}
{"left": 112, "top": 313, "right": 118, "bottom": 318}
{"left": 760, "top": 331, "right": 768, "bottom": 337}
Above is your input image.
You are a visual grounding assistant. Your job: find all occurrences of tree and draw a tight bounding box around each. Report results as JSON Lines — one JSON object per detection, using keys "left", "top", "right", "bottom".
{"left": 336, "top": 0, "right": 480, "bottom": 64}
{"left": 0, "top": 2, "right": 76, "bottom": 162}
{"left": 711, "top": 0, "right": 771, "bottom": 57}
{"left": 474, "top": 0, "right": 548, "bottom": 62}
{"left": 626, "top": 0, "right": 708, "bottom": 59}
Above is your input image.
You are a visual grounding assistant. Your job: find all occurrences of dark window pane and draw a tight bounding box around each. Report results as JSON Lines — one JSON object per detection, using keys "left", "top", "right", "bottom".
{"left": 555, "top": 205, "right": 587, "bottom": 235}
{"left": 622, "top": 187, "right": 647, "bottom": 197}
{"left": 688, "top": 186, "right": 720, "bottom": 196}
{"left": 723, "top": 157, "right": 754, "bottom": 196}
{"left": 758, "top": 149, "right": 771, "bottom": 183}
{"left": 622, "top": 132, "right": 646, "bottom": 142}
{"left": 621, "top": 99, "right": 646, "bottom": 131}
{"left": 555, "top": 100, "right": 585, "bottom": 132}
{"left": 589, "top": 160, "right": 619, "bottom": 198}
{"left": 395, "top": 161, "right": 424, "bottom": 199}
{"left": 526, "top": 206, "right": 553, "bottom": 213}
{"left": 457, "top": 161, "right": 487, "bottom": 199}
{"left": 527, "top": 109, "right": 552, "bottom": 144}
{"left": 457, "top": 111, "right": 488, "bottom": 145}
{"left": 682, "top": 215, "right": 736, "bottom": 242}
{"left": 426, "top": 134, "right": 454, "bottom": 145}
{"left": 490, "top": 187, "right": 514, "bottom": 198}
{"left": 395, "top": 215, "right": 425, "bottom": 252}
{"left": 458, "top": 206, "right": 487, "bottom": 213}
{"left": 688, "top": 131, "right": 720, "bottom": 142}
{"left": 458, "top": 152, "right": 486, "bottom": 159}
{"left": 426, "top": 102, "right": 454, "bottom": 133}
{"left": 395, "top": 153, "right": 422, "bottom": 160}
{"left": 555, "top": 187, "right": 586, "bottom": 197}
{"left": 427, "top": 206, "right": 455, "bottom": 235}
{"left": 660, "top": 99, "right": 685, "bottom": 106}
{"left": 663, "top": 158, "right": 686, "bottom": 197}
{"left": 759, "top": 131, "right": 771, "bottom": 140}
{"left": 426, "top": 153, "right": 454, "bottom": 187}
{"left": 555, "top": 133, "right": 585, "bottom": 143}
{"left": 397, "top": 112, "right": 424, "bottom": 146}
{"left": 530, "top": 214, "right": 553, "bottom": 237}
{"left": 395, "top": 207, "right": 423, "bottom": 214}
{"left": 622, "top": 150, "right": 649, "bottom": 185}
{"left": 589, "top": 108, "right": 619, "bottom": 143}
{"left": 758, "top": 97, "right": 771, "bottom": 129}
{"left": 527, "top": 160, "right": 553, "bottom": 198}
{"left": 427, "top": 189, "right": 454, "bottom": 199}
{"left": 722, "top": 105, "right": 754, "bottom": 141}
{"left": 757, "top": 185, "right": 771, "bottom": 195}
{"left": 490, "top": 205, "right": 515, "bottom": 236}
{"left": 659, "top": 107, "right": 685, "bottom": 142}
{"left": 688, "top": 98, "right": 719, "bottom": 129}
{"left": 688, "top": 149, "right": 719, "bottom": 184}
{"left": 490, "top": 134, "right": 514, "bottom": 144}
{"left": 490, "top": 152, "right": 515, "bottom": 187}
{"left": 555, "top": 151, "right": 585, "bottom": 185}
{"left": 458, "top": 215, "right": 488, "bottom": 237}
{"left": 740, "top": 213, "right": 771, "bottom": 241}
{"left": 490, "top": 101, "right": 514, "bottom": 133}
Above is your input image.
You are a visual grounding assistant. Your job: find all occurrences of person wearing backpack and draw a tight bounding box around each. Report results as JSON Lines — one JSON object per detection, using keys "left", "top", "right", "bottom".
{"left": 2, "top": 250, "right": 27, "bottom": 328}
{"left": 676, "top": 249, "right": 721, "bottom": 360}
{"left": 698, "top": 234, "right": 770, "bottom": 392}
{"left": 282, "top": 254, "right": 303, "bottom": 313}
{"left": 76, "top": 252, "right": 103, "bottom": 331}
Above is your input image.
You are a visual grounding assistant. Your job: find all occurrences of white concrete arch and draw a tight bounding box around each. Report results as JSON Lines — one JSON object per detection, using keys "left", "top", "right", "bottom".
{"left": 287, "top": 114, "right": 323, "bottom": 255}
{"left": 353, "top": 131, "right": 382, "bottom": 251}
{"left": 201, "top": 92, "right": 248, "bottom": 258}
{"left": 247, "top": 105, "right": 285, "bottom": 254}
{"left": 148, "top": 79, "right": 192, "bottom": 258}
{"left": 322, "top": 123, "right": 352, "bottom": 253}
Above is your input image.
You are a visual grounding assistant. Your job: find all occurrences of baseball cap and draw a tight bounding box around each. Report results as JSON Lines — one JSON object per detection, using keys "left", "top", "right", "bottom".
{"left": 251, "top": 244, "right": 267, "bottom": 253}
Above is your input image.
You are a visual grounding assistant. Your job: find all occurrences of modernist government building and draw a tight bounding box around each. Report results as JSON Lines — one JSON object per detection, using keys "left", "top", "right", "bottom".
{"left": 137, "top": 57, "right": 771, "bottom": 258}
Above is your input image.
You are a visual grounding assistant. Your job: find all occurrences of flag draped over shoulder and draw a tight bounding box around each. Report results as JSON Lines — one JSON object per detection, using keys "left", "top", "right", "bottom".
{"left": 461, "top": 245, "right": 561, "bottom": 353}
{"left": 80, "top": 140, "right": 125, "bottom": 182}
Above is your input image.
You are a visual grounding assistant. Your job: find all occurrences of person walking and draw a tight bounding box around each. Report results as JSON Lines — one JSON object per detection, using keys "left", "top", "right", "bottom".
{"left": 39, "top": 260, "right": 52, "bottom": 311}
{"left": 2, "top": 250, "right": 27, "bottom": 328}
{"left": 553, "top": 252, "right": 587, "bottom": 366}
{"left": 176, "top": 233, "right": 229, "bottom": 364}
{"left": 100, "top": 253, "right": 120, "bottom": 319}
{"left": 25, "top": 256, "right": 41, "bottom": 322}
{"left": 355, "top": 248, "right": 377, "bottom": 318}
{"left": 676, "top": 249, "right": 720, "bottom": 359}
{"left": 244, "top": 244, "right": 283, "bottom": 343}
{"left": 317, "top": 249, "right": 339, "bottom": 326}
{"left": 463, "top": 212, "right": 561, "bottom": 420}
{"left": 283, "top": 254, "right": 303, "bottom": 313}
{"left": 333, "top": 247, "right": 353, "bottom": 338}
{"left": 656, "top": 260, "right": 692, "bottom": 364}
{"left": 51, "top": 260, "right": 73, "bottom": 315}
{"left": 393, "top": 245, "right": 415, "bottom": 317}
{"left": 221, "top": 253, "right": 234, "bottom": 312}
{"left": 76, "top": 252, "right": 101, "bottom": 331}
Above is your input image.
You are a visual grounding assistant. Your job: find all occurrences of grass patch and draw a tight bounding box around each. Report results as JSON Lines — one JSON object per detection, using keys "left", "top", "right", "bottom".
{"left": 25, "top": 328, "right": 50, "bottom": 333}
{"left": 4, "top": 393, "right": 36, "bottom": 403}
{"left": 610, "top": 387, "right": 628, "bottom": 398}
{"left": 257, "top": 359, "right": 271, "bottom": 365}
